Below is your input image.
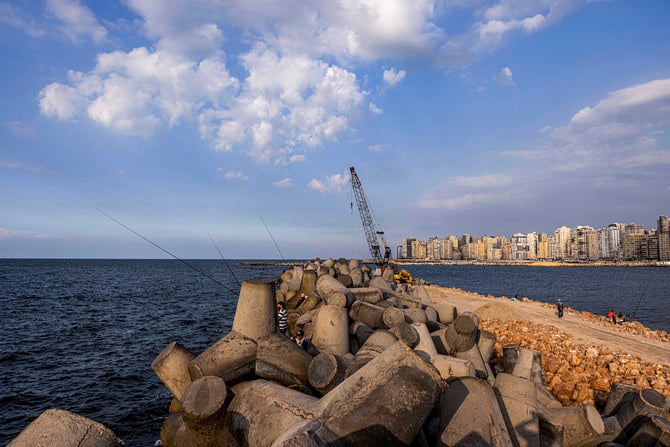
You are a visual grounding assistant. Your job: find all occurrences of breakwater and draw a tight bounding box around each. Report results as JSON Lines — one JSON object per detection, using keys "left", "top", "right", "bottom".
{"left": 9, "top": 258, "right": 670, "bottom": 446}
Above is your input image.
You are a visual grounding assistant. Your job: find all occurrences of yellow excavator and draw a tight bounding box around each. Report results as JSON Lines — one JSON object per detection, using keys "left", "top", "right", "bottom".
{"left": 393, "top": 268, "right": 413, "bottom": 284}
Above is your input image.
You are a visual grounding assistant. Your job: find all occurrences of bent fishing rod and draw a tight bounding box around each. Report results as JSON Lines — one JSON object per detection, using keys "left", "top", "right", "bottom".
{"left": 256, "top": 207, "right": 286, "bottom": 260}
{"left": 97, "top": 209, "right": 238, "bottom": 295}
{"left": 630, "top": 273, "right": 651, "bottom": 321}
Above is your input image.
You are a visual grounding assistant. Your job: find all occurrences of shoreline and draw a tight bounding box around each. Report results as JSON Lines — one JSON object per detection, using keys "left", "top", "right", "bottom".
{"left": 426, "top": 284, "right": 670, "bottom": 405}
{"left": 393, "top": 259, "right": 670, "bottom": 267}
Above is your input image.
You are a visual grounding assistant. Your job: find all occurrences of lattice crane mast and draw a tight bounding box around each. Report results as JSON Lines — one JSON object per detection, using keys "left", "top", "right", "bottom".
{"left": 349, "top": 166, "right": 391, "bottom": 265}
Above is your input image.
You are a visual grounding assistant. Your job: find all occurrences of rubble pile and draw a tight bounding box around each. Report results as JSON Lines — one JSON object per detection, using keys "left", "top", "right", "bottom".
{"left": 9, "top": 258, "right": 670, "bottom": 447}
{"left": 482, "top": 319, "right": 670, "bottom": 406}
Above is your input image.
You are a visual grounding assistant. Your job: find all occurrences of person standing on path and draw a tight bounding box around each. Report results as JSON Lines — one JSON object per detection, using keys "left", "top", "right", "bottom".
{"left": 276, "top": 301, "right": 289, "bottom": 336}
{"left": 608, "top": 310, "right": 617, "bottom": 324}
{"left": 556, "top": 299, "right": 564, "bottom": 318}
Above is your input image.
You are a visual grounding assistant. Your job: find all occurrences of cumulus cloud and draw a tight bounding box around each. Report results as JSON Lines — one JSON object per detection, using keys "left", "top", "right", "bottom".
{"left": 383, "top": 68, "right": 406, "bottom": 87}
{"left": 494, "top": 66, "right": 514, "bottom": 86}
{"left": 308, "top": 170, "right": 351, "bottom": 192}
{"left": 369, "top": 103, "right": 383, "bottom": 114}
{"left": 37, "top": 0, "right": 595, "bottom": 163}
{"left": 500, "top": 78, "right": 670, "bottom": 171}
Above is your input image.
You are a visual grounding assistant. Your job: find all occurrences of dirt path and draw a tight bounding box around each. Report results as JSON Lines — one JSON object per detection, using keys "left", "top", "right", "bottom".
{"left": 426, "top": 285, "right": 670, "bottom": 367}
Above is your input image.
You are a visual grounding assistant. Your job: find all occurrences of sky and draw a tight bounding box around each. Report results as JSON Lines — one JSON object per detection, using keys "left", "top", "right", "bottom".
{"left": 1, "top": 0, "right": 669, "bottom": 259}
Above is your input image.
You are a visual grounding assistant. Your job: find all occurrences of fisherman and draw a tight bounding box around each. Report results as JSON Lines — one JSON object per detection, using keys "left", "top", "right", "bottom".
{"left": 556, "top": 299, "right": 564, "bottom": 318}
{"left": 276, "top": 301, "right": 289, "bottom": 336}
{"left": 607, "top": 310, "right": 617, "bottom": 325}
{"left": 292, "top": 330, "right": 319, "bottom": 356}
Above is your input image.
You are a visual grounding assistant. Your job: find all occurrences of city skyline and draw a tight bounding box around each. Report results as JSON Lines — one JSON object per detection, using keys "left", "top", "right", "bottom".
{"left": 1, "top": 1, "right": 669, "bottom": 259}
{"left": 398, "top": 215, "right": 670, "bottom": 261}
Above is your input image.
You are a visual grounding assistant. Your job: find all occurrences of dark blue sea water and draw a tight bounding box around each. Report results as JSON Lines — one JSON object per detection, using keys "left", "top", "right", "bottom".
{"left": 404, "top": 264, "right": 670, "bottom": 333}
{"left": 1, "top": 259, "right": 668, "bottom": 446}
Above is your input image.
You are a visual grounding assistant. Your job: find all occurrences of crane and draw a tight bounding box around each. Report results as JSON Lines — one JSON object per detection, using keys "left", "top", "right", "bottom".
{"left": 349, "top": 166, "right": 392, "bottom": 266}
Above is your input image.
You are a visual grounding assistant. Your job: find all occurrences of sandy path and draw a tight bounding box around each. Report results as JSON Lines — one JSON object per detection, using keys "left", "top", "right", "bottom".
{"left": 426, "top": 285, "right": 670, "bottom": 367}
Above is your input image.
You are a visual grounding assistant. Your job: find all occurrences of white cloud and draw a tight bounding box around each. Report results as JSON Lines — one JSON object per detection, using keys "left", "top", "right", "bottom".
{"left": 561, "top": 78, "right": 670, "bottom": 143}
{"left": 448, "top": 174, "right": 514, "bottom": 188}
{"left": 222, "top": 170, "right": 249, "bottom": 181}
{"left": 383, "top": 68, "right": 406, "bottom": 87}
{"left": 46, "top": 0, "right": 107, "bottom": 43}
{"left": 368, "top": 144, "right": 386, "bottom": 152}
{"left": 38, "top": 0, "right": 596, "bottom": 163}
{"left": 308, "top": 170, "right": 351, "bottom": 192}
{"left": 274, "top": 177, "right": 293, "bottom": 188}
{"left": 369, "top": 102, "right": 383, "bottom": 114}
{"left": 0, "top": 227, "right": 47, "bottom": 240}
{"left": 0, "top": 2, "right": 44, "bottom": 37}
{"left": 308, "top": 178, "right": 327, "bottom": 192}
{"left": 0, "top": 160, "right": 43, "bottom": 173}
{"left": 419, "top": 191, "right": 517, "bottom": 210}
{"left": 494, "top": 66, "right": 514, "bottom": 86}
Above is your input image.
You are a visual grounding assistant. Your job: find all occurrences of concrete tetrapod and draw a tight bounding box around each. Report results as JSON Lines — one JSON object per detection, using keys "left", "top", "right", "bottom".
{"left": 494, "top": 372, "right": 541, "bottom": 447}
{"left": 151, "top": 341, "right": 196, "bottom": 401}
{"left": 179, "top": 376, "right": 231, "bottom": 447}
{"left": 308, "top": 351, "right": 351, "bottom": 396}
{"left": 8, "top": 409, "right": 124, "bottom": 447}
{"left": 312, "top": 341, "right": 443, "bottom": 446}
{"left": 188, "top": 331, "right": 257, "bottom": 382}
{"left": 414, "top": 322, "right": 476, "bottom": 380}
{"left": 620, "top": 415, "right": 670, "bottom": 446}
{"left": 223, "top": 379, "right": 319, "bottom": 447}
{"left": 614, "top": 388, "right": 669, "bottom": 432}
{"left": 350, "top": 286, "right": 384, "bottom": 305}
{"left": 345, "top": 329, "right": 398, "bottom": 377}
{"left": 316, "top": 273, "right": 354, "bottom": 308}
{"left": 231, "top": 280, "right": 277, "bottom": 341}
{"left": 255, "top": 333, "right": 313, "bottom": 387}
{"left": 311, "top": 304, "right": 349, "bottom": 356}
{"left": 437, "top": 376, "right": 514, "bottom": 447}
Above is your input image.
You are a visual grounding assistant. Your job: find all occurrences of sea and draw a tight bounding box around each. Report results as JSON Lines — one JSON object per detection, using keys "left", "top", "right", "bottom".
{"left": 1, "top": 259, "right": 669, "bottom": 446}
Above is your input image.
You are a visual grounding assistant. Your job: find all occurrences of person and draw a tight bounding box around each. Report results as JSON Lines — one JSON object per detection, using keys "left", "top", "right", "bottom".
{"left": 292, "top": 330, "right": 319, "bottom": 356}
{"left": 607, "top": 310, "right": 617, "bottom": 325}
{"left": 513, "top": 294, "right": 519, "bottom": 301}
{"left": 276, "top": 301, "right": 288, "bottom": 335}
{"left": 556, "top": 299, "right": 564, "bottom": 318}
{"left": 617, "top": 311, "right": 625, "bottom": 324}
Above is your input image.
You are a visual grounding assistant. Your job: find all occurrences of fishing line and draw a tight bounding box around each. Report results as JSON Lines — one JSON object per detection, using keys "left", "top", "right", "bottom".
{"left": 256, "top": 208, "right": 285, "bottom": 260}
{"left": 630, "top": 272, "right": 651, "bottom": 320}
{"left": 97, "top": 209, "right": 238, "bottom": 295}
{"left": 206, "top": 230, "right": 241, "bottom": 288}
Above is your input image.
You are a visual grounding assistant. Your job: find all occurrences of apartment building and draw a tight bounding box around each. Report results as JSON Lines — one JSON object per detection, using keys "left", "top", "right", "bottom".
{"left": 397, "top": 214, "right": 669, "bottom": 262}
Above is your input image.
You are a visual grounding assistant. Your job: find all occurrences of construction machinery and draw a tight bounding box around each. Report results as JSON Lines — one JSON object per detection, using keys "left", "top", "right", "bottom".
{"left": 349, "top": 166, "right": 392, "bottom": 266}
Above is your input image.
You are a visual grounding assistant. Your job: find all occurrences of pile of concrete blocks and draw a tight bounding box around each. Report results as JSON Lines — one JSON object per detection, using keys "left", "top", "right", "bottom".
{"left": 10, "top": 258, "right": 670, "bottom": 446}
{"left": 152, "top": 258, "right": 670, "bottom": 447}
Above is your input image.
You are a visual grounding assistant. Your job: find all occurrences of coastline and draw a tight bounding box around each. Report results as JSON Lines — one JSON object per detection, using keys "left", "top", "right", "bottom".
{"left": 392, "top": 259, "right": 670, "bottom": 267}
{"left": 426, "top": 284, "right": 670, "bottom": 406}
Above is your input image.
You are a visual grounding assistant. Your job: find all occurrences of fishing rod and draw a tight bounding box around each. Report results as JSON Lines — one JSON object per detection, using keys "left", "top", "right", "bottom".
{"left": 256, "top": 208, "right": 286, "bottom": 260}
{"left": 206, "top": 230, "right": 241, "bottom": 288}
{"left": 97, "top": 209, "right": 238, "bottom": 295}
{"left": 630, "top": 273, "right": 651, "bottom": 321}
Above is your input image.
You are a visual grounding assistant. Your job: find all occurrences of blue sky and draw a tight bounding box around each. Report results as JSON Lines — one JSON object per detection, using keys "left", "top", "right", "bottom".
{"left": 1, "top": 0, "right": 669, "bottom": 259}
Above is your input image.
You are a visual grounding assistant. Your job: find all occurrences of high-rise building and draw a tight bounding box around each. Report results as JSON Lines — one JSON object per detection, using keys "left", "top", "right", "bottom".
{"left": 659, "top": 215, "right": 670, "bottom": 261}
